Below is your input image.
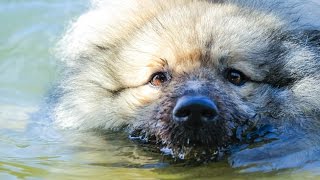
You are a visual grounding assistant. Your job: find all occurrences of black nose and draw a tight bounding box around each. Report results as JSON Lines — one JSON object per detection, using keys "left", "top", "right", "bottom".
{"left": 173, "top": 96, "right": 218, "bottom": 126}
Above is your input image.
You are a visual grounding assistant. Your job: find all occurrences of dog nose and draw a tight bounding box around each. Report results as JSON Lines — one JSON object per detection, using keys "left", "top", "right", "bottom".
{"left": 173, "top": 96, "right": 218, "bottom": 126}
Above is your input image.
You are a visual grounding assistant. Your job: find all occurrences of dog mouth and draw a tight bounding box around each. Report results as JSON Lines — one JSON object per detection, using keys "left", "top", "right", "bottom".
{"left": 158, "top": 122, "right": 231, "bottom": 161}
{"left": 128, "top": 114, "right": 281, "bottom": 163}
{"left": 129, "top": 121, "right": 279, "bottom": 162}
{"left": 128, "top": 117, "right": 234, "bottom": 162}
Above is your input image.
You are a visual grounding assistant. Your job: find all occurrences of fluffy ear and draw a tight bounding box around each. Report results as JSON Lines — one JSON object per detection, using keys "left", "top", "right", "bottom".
{"left": 303, "top": 30, "right": 320, "bottom": 47}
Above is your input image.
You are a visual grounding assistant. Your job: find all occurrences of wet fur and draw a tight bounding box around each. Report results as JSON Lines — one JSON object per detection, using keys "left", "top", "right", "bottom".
{"left": 53, "top": 0, "right": 320, "bottom": 171}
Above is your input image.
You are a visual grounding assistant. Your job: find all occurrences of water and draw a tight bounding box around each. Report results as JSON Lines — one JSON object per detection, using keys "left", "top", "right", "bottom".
{"left": 1, "top": 1, "right": 319, "bottom": 179}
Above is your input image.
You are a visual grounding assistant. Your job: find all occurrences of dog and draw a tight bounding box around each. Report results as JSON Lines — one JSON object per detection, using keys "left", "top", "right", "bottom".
{"left": 52, "top": 0, "right": 320, "bottom": 171}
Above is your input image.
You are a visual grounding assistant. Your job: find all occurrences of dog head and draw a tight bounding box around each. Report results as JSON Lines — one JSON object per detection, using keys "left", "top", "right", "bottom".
{"left": 55, "top": 0, "right": 320, "bottom": 160}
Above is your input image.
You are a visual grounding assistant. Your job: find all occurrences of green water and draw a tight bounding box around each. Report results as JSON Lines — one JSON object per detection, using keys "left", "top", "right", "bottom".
{"left": 1, "top": 1, "right": 319, "bottom": 179}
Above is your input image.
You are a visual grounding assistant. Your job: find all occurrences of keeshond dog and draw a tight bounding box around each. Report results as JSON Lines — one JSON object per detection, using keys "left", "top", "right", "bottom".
{"left": 53, "top": 0, "right": 320, "bottom": 171}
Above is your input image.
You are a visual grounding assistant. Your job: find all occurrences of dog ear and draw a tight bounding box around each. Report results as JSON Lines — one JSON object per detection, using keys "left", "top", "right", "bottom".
{"left": 303, "top": 30, "right": 320, "bottom": 47}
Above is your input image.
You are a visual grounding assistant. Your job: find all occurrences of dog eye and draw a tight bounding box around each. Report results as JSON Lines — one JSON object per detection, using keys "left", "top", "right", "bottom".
{"left": 226, "top": 69, "right": 248, "bottom": 86}
{"left": 149, "top": 72, "right": 170, "bottom": 87}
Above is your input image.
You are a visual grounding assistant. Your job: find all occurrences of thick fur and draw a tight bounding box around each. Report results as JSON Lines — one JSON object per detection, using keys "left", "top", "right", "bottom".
{"left": 53, "top": 0, "right": 320, "bottom": 171}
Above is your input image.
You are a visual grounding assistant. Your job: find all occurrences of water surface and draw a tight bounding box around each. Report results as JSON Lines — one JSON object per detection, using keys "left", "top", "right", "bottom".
{"left": 1, "top": 1, "right": 319, "bottom": 179}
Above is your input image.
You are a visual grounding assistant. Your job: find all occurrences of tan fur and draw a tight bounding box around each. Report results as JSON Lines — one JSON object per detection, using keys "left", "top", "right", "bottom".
{"left": 53, "top": 0, "right": 320, "bottom": 170}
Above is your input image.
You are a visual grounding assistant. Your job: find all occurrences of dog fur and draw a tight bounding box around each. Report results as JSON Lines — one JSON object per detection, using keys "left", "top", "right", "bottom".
{"left": 53, "top": 0, "right": 320, "bottom": 171}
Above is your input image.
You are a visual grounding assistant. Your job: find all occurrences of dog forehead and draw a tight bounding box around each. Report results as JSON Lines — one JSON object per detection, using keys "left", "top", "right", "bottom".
{"left": 119, "top": 2, "right": 285, "bottom": 79}
{"left": 149, "top": 4, "right": 282, "bottom": 71}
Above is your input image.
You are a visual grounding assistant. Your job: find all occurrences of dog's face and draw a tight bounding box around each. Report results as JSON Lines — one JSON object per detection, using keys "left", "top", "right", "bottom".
{"left": 55, "top": 1, "right": 320, "bottom": 162}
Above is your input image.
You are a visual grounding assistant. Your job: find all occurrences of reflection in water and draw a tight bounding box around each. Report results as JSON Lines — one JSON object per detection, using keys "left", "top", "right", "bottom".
{"left": 0, "top": 105, "right": 34, "bottom": 130}
{"left": 1, "top": 103, "right": 319, "bottom": 179}
{"left": 1, "top": 1, "right": 320, "bottom": 179}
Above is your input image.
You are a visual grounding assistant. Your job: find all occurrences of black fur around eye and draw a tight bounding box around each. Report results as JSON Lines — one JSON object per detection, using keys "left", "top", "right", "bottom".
{"left": 149, "top": 72, "right": 170, "bottom": 87}
{"left": 225, "top": 69, "right": 248, "bottom": 86}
